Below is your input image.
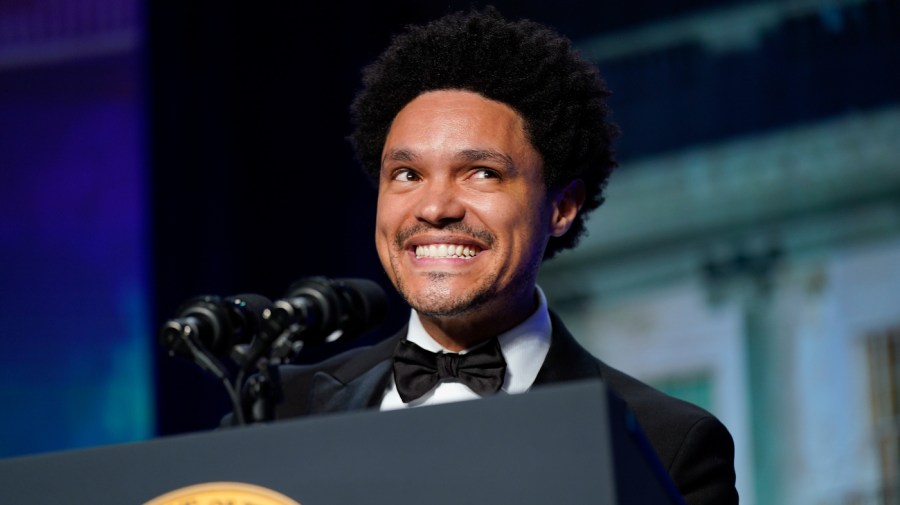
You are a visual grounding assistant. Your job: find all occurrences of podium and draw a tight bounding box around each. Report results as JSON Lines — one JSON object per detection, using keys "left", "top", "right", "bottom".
{"left": 0, "top": 379, "right": 685, "bottom": 504}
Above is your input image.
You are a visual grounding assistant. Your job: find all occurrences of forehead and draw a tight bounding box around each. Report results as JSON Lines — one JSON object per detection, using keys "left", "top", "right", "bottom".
{"left": 383, "top": 90, "right": 536, "bottom": 162}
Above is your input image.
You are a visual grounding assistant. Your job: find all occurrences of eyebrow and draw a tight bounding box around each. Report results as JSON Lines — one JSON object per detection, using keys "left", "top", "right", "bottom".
{"left": 457, "top": 149, "right": 515, "bottom": 172}
{"left": 381, "top": 148, "right": 517, "bottom": 173}
{"left": 382, "top": 148, "right": 419, "bottom": 165}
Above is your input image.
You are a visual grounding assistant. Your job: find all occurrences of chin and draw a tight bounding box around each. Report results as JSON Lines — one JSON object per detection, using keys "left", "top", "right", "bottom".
{"left": 401, "top": 274, "right": 498, "bottom": 318}
{"left": 410, "top": 298, "right": 481, "bottom": 318}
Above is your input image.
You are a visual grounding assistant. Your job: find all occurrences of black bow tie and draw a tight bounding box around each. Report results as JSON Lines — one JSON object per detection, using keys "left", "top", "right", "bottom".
{"left": 391, "top": 338, "right": 507, "bottom": 403}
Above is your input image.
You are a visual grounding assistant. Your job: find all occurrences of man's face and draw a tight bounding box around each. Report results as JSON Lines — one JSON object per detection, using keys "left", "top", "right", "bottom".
{"left": 375, "top": 90, "right": 575, "bottom": 325}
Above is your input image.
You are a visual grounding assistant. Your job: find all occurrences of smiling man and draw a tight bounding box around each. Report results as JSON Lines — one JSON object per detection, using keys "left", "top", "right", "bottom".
{"left": 269, "top": 7, "right": 738, "bottom": 504}
{"left": 376, "top": 90, "right": 580, "bottom": 350}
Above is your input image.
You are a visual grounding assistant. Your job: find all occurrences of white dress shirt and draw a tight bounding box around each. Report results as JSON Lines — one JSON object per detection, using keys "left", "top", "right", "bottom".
{"left": 380, "top": 286, "right": 552, "bottom": 411}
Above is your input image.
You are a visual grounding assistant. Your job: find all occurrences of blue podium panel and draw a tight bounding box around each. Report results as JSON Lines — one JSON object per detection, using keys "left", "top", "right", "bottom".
{"left": 0, "top": 379, "right": 683, "bottom": 504}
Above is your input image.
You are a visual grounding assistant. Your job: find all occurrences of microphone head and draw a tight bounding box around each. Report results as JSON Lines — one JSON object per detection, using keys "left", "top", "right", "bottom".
{"left": 160, "top": 293, "right": 274, "bottom": 359}
{"left": 284, "top": 276, "right": 388, "bottom": 342}
{"left": 160, "top": 295, "right": 232, "bottom": 358}
{"left": 225, "top": 293, "right": 274, "bottom": 347}
{"left": 331, "top": 277, "right": 388, "bottom": 334}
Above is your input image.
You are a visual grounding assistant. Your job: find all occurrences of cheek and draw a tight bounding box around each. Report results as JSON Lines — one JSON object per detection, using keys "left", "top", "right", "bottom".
{"left": 374, "top": 192, "right": 397, "bottom": 234}
{"left": 483, "top": 192, "right": 550, "bottom": 235}
{"left": 373, "top": 226, "right": 398, "bottom": 283}
{"left": 374, "top": 200, "right": 391, "bottom": 251}
{"left": 506, "top": 205, "right": 554, "bottom": 259}
{"left": 374, "top": 211, "right": 393, "bottom": 254}
{"left": 374, "top": 197, "right": 409, "bottom": 270}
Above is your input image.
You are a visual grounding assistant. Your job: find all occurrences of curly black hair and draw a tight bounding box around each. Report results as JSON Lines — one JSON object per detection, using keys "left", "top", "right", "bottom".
{"left": 349, "top": 6, "right": 618, "bottom": 259}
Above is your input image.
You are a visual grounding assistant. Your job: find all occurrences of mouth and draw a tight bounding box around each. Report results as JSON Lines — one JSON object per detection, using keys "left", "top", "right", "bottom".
{"left": 414, "top": 243, "right": 482, "bottom": 259}
{"left": 396, "top": 223, "right": 494, "bottom": 262}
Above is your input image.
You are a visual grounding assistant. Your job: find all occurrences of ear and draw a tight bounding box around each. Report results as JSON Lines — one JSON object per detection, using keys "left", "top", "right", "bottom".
{"left": 549, "top": 179, "right": 585, "bottom": 237}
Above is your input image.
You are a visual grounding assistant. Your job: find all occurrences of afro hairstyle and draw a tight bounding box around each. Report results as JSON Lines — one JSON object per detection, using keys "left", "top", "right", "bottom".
{"left": 349, "top": 6, "right": 618, "bottom": 259}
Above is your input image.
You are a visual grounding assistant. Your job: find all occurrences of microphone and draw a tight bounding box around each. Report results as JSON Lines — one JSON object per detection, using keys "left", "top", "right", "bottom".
{"left": 279, "top": 276, "right": 388, "bottom": 343}
{"left": 159, "top": 293, "right": 274, "bottom": 360}
{"left": 240, "top": 276, "right": 388, "bottom": 369}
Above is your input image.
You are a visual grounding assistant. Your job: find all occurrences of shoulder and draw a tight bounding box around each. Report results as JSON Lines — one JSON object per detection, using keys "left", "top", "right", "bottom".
{"left": 598, "top": 360, "right": 738, "bottom": 505}
{"left": 546, "top": 312, "right": 728, "bottom": 460}
{"left": 597, "top": 357, "right": 738, "bottom": 505}
{"left": 279, "top": 342, "right": 383, "bottom": 383}
{"left": 547, "top": 312, "right": 737, "bottom": 504}
{"left": 598, "top": 362, "right": 723, "bottom": 455}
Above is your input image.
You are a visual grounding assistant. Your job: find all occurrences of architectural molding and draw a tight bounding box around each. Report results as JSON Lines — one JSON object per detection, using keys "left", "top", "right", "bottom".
{"left": 540, "top": 105, "right": 900, "bottom": 303}
{"left": 577, "top": 0, "right": 870, "bottom": 60}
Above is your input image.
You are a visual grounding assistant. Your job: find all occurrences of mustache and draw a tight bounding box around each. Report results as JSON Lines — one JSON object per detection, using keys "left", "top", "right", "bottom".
{"left": 394, "top": 222, "right": 496, "bottom": 249}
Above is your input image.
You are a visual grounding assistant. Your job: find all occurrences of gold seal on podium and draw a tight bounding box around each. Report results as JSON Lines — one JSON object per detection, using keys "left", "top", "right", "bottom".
{"left": 144, "top": 481, "right": 301, "bottom": 505}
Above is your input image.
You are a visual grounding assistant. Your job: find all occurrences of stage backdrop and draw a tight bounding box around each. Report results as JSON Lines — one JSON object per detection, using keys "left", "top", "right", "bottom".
{"left": 0, "top": 0, "right": 152, "bottom": 458}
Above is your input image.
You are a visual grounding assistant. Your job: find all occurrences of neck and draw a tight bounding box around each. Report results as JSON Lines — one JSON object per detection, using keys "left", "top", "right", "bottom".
{"left": 416, "top": 289, "right": 538, "bottom": 352}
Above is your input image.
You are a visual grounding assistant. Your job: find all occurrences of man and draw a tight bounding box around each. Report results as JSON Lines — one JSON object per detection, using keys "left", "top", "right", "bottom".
{"left": 267, "top": 7, "right": 738, "bottom": 504}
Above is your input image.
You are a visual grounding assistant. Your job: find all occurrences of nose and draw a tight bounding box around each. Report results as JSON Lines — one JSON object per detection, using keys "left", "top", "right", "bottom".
{"left": 414, "top": 179, "right": 465, "bottom": 227}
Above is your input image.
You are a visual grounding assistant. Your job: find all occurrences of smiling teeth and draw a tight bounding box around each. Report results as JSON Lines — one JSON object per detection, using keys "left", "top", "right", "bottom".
{"left": 415, "top": 244, "right": 480, "bottom": 258}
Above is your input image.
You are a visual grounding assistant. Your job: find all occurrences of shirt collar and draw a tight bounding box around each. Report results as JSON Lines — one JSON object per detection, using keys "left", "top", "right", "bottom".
{"left": 404, "top": 286, "right": 552, "bottom": 394}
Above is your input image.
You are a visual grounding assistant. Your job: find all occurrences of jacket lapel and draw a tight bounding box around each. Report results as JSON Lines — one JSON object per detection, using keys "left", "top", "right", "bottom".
{"left": 307, "top": 327, "right": 406, "bottom": 415}
{"left": 309, "top": 360, "right": 393, "bottom": 414}
{"left": 533, "top": 311, "right": 604, "bottom": 386}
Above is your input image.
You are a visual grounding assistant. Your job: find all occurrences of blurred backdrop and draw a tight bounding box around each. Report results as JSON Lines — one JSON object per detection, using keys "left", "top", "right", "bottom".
{"left": 1, "top": 1, "right": 898, "bottom": 504}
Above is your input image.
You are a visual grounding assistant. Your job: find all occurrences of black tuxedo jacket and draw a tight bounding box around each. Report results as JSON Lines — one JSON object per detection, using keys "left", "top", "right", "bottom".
{"left": 265, "top": 312, "right": 738, "bottom": 505}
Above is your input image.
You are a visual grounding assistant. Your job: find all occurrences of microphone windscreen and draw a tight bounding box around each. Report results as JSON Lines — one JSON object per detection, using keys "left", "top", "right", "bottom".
{"left": 225, "top": 293, "right": 274, "bottom": 345}
{"left": 336, "top": 278, "right": 388, "bottom": 329}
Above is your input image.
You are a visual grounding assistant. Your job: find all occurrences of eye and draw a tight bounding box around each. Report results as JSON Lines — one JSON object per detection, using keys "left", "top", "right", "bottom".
{"left": 391, "top": 168, "right": 421, "bottom": 182}
{"left": 470, "top": 168, "right": 501, "bottom": 180}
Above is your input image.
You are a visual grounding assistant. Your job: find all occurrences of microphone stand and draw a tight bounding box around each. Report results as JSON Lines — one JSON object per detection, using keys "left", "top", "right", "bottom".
{"left": 244, "top": 361, "right": 283, "bottom": 424}
{"left": 161, "top": 303, "right": 289, "bottom": 427}
{"left": 163, "top": 320, "right": 248, "bottom": 426}
{"left": 232, "top": 304, "right": 297, "bottom": 425}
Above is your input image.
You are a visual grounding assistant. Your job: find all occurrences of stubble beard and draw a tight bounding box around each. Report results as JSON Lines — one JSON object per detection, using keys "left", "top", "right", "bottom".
{"left": 388, "top": 247, "right": 545, "bottom": 321}
{"left": 394, "top": 270, "right": 500, "bottom": 318}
